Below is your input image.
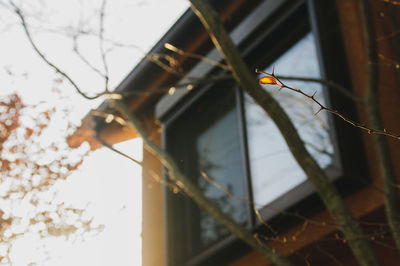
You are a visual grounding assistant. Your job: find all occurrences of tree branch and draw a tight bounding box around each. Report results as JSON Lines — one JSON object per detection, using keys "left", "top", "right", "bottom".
{"left": 99, "top": 0, "right": 109, "bottom": 92}
{"left": 275, "top": 75, "right": 364, "bottom": 103}
{"left": 8, "top": 0, "right": 100, "bottom": 100}
{"left": 189, "top": 0, "right": 382, "bottom": 265}
{"left": 72, "top": 35, "right": 107, "bottom": 79}
{"left": 98, "top": 137, "right": 142, "bottom": 166}
{"left": 164, "top": 42, "right": 229, "bottom": 70}
{"left": 113, "top": 99, "right": 292, "bottom": 266}
{"left": 9, "top": 2, "right": 291, "bottom": 261}
{"left": 257, "top": 69, "right": 400, "bottom": 140}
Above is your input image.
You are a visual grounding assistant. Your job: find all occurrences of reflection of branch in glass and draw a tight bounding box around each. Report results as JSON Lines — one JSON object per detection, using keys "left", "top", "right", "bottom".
{"left": 195, "top": 105, "right": 249, "bottom": 245}
{"left": 198, "top": 170, "right": 388, "bottom": 249}
{"left": 199, "top": 168, "right": 396, "bottom": 252}
{"left": 114, "top": 100, "right": 290, "bottom": 264}
{"left": 247, "top": 77, "right": 334, "bottom": 171}
{"left": 305, "top": 141, "right": 333, "bottom": 158}
{"left": 200, "top": 171, "right": 285, "bottom": 236}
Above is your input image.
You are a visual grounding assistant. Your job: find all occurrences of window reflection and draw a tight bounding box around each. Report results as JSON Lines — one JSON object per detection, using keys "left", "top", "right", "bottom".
{"left": 196, "top": 107, "right": 247, "bottom": 246}
{"left": 166, "top": 87, "right": 248, "bottom": 257}
{"left": 245, "top": 33, "right": 338, "bottom": 207}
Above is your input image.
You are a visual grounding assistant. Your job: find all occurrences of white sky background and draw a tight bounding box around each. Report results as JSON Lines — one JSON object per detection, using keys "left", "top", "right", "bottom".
{"left": 0, "top": 0, "right": 189, "bottom": 265}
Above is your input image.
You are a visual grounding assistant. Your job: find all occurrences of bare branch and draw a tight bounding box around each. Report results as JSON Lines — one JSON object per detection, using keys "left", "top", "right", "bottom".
{"left": 164, "top": 42, "right": 229, "bottom": 70}
{"left": 99, "top": 0, "right": 109, "bottom": 92}
{"left": 98, "top": 137, "right": 142, "bottom": 166}
{"left": 275, "top": 75, "right": 364, "bottom": 103}
{"left": 72, "top": 35, "right": 106, "bottom": 78}
{"left": 380, "top": 0, "right": 400, "bottom": 5}
{"left": 8, "top": 0, "right": 101, "bottom": 100}
{"left": 113, "top": 99, "right": 292, "bottom": 266}
{"left": 27, "top": 23, "right": 145, "bottom": 52}
{"left": 190, "top": 0, "right": 382, "bottom": 265}
{"left": 315, "top": 243, "right": 344, "bottom": 266}
{"left": 90, "top": 109, "right": 125, "bottom": 125}
{"left": 256, "top": 69, "right": 400, "bottom": 140}
{"left": 146, "top": 53, "right": 186, "bottom": 78}
{"left": 120, "top": 73, "right": 232, "bottom": 97}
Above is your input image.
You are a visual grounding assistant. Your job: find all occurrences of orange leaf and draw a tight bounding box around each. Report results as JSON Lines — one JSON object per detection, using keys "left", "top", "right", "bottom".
{"left": 259, "top": 76, "right": 277, "bottom": 85}
{"left": 25, "top": 128, "right": 34, "bottom": 139}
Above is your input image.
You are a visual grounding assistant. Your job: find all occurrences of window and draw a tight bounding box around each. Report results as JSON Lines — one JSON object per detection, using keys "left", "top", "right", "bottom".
{"left": 246, "top": 32, "right": 341, "bottom": 220}
{"left": 157, "top": 1, "right": 365, "bottom": 265}
{"left": 165, "top": 85, "right": 250, "bottom": 265}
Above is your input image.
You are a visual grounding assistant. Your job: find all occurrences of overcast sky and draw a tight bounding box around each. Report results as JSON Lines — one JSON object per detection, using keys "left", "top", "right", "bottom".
{"left": 0, "top": 0, "right": 189, "bottom": 265}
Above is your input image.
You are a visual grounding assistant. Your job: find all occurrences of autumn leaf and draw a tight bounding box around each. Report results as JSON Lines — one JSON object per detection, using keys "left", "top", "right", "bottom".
{"left": 259, "top": 76, "right": 277, "bottom": 85}
{"left": 9, "top": 145, "right": 18, "bottom": 153}
{"left": 42, "top": 111, "right": 51, "bottom": 121}
{"left": 25, "top": 128, "right": 34, "bottom": 139}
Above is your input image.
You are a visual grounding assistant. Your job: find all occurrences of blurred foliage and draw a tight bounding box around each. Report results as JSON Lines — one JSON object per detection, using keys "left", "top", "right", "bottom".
{"left": 0, "top": 92, "right": 102, "bottom": 264}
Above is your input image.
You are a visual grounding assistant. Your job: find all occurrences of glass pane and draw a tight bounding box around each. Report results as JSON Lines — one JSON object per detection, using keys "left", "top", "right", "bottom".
{"left": 245, "top": 33, "right": 336, "bottom": 207}
{"left": 166, "top": 87, "right": 247, "bottom": 257}
{"left": 196, "top": 107, "right": 247, "bottom": 246}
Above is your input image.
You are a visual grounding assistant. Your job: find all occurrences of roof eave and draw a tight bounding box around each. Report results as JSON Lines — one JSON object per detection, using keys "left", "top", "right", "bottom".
{"left": 68, "top": 0, "right": 261, "bottom": 149}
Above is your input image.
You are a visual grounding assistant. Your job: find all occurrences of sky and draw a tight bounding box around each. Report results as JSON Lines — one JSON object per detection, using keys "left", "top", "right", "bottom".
{"left": 9, "top": 139, "right": 143, "bottom": 266}
{"left": 0, "top": 0, "right": 189, "bottom": 265}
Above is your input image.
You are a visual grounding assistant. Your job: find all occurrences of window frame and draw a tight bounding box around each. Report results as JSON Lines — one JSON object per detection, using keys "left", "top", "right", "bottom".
{"left": 157, "top": 0, "right": 368, "bottom": 265}
{"left": 163, "top": 83, "right": 253, "bottom": 266}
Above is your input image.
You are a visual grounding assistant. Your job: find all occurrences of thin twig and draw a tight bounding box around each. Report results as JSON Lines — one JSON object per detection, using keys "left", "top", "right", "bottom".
{"left": 8, "top": 2, "right": 231, "bottom": 102}
{"left": 276, "top": 75, "right": 364, "bottom": 103}
{"left": 98, "top": 137, "right": 142, "bottom": 166}
{"left": 315, "top": 243, "right": 344, "bottom": 265}
{"left": 200, "top": 170, "right": 278, "bottom": 235}
{"left": 199, "top": 171, "right": 338, "bottom": 230}
{"left": 146, "top": 53, "right": 186, "bottom": 78}
{"left": 190, "top": 0, "right": 380, "bottom": 264}
{"left": 29, "top": 23, "right": 145, "bottom": 52}
{"left": 119, "top": 73, "right": 233, "bottom": 97}
{"left": 113, "top": 98, "right": 292, "bottom": 266}
{"left": 376, "top": 29, "right": 400, "bottom": 41}
{"left": 72, "top": 35, "right": 106, "bottom": 78}
{"left": 90, "top": 110, "right": 126, "bottom": 125}
{"left": 163, "top": 44, "right": 363, "bottom": 102}
{"left": 99, "top": 0, "right": 109, "bottom": 92}
{"left": 164, "top": 42, "right": 229, "bottom": 70}
{"left": 380, "top": 0, "right": 400, "bottom": 6}
{"left": 378, "top": 53, "right": 400, "bottom": 69}
{"left": 7, "top": 1, "right": 287, "bottom": 263}
{"left": 8, "top": 0, "right": 100, "bottom": 100}
{"left": 256, "top": 69, "right": 400, "bottom": 140}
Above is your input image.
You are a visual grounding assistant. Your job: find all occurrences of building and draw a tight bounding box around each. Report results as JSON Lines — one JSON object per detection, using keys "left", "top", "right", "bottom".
{"left": 69, "top": 0, "right": 400, "bottom": 265}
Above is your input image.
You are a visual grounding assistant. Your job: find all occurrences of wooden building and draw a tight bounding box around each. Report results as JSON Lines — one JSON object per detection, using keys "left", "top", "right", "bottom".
{"left": 69, "top": 0, "right": 400, "bottom": 265}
